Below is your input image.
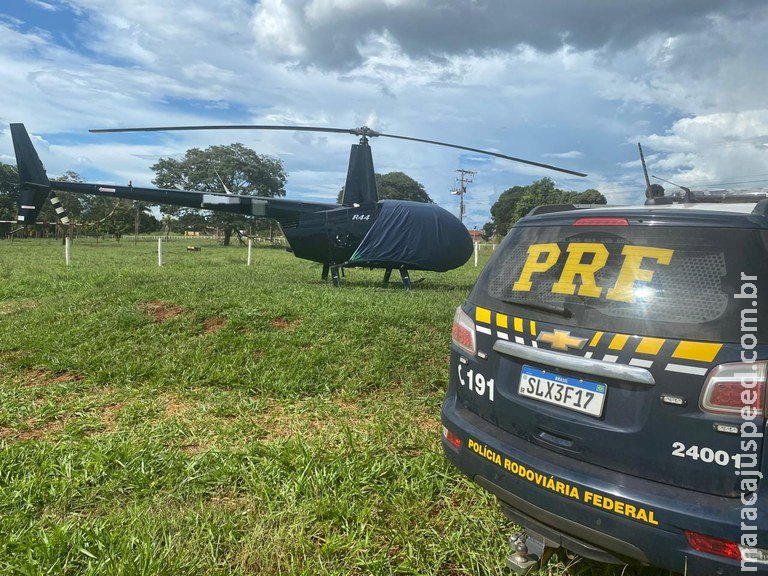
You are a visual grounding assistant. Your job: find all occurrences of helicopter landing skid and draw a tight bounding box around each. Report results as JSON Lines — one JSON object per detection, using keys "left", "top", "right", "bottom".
{"left": 328, "top": 264, "right": 409, "bottom": 289}
{"left": 399, "top": 267, "right": 412, "bottom": 291}
{"left": 330, "top": 266, "right": 341, "bottom": 287}
{"left": 382, "top": 267, "right": 411, "bottom": 290}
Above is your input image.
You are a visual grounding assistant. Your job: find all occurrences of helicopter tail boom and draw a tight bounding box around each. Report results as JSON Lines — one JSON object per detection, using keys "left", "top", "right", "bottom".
{"left": 9, "top": 123, "right": 336, "bottom": 227}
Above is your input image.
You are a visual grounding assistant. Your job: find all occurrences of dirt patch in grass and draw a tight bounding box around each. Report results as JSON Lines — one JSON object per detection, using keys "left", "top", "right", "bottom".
{"left": 0, "top": 418, "right": 66, "bottom": 442}
{"left": 256, "top": 400, "right": 364, "bottom": 442}
{"left": 164, "top": 396, "right": 192, "bottom": 417}
{"left": 203, "top": 316, "right": 227, "bottom": 333}
{"left": 20, "top": 369, "right": 84, "bottom": 388}
{"left": 249, "top": 394, "right": 438, "bottom": 447}
{"left": 207, "top": 494, "right": 259, "bottom": 512}
{"left": 98, "top": 403, "right": 123, "bottom": 432}
{"left": 139, "top": 300, "right": 185, "bottom": 323}
{"left": 0, "top": 299, "right": 39, "bottom": 316}
{"left": 414, "top": 415, "right": 440, "bottom": 435}
{"left": 0, "top": 349, "right": 30, "bottom": 361}
{"left": 271, "top": 317, "right": 302, "bottom": 330}
{"left": 179, "top": 442, "right": 204, "bottom": 454}
{"left": 25, "top": 419, "right": 65, "bottom": 439}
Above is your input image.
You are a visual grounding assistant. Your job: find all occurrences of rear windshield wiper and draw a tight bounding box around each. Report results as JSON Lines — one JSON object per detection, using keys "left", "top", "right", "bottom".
{"left": 500, "top": 298, "right": 572, "bottom": 318}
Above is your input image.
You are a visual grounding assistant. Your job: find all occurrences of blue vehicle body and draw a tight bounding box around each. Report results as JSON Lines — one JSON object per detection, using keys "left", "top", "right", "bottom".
{"left": 443, "top": 204, "right": 768, "bottom": 573}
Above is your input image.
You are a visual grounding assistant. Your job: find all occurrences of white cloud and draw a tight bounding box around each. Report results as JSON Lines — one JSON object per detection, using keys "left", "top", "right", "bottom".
{"left": 543, "top": 150, "right": 583, "bottom": 159}
{"left": 639, "top": 110, "right": 768, "bottom": 190}
{"left": 249, "top": 0, "right": 763, "bottom": 71}
{"left": 1, "top": 0, "right": 767, "bottom": 229}
{"left": 24, "top": 0, "right": 64, "bottom": 11}
{"left": 252, "top": 0, "right": 307, "bottom": 59}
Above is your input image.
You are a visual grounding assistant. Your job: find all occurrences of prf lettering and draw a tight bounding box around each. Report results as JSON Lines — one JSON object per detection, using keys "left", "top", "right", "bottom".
{"left": 512, "top": 242, "right": 673, "bottom": 303}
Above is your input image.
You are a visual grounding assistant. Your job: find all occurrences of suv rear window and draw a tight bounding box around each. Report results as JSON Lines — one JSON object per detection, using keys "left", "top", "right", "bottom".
{"left": 472, "top": 223, "right": 766, "bottom": 343}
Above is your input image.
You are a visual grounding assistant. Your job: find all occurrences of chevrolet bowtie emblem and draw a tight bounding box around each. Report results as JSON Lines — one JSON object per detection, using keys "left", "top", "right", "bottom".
{"left": 537, "top": 329, "right": 588, "bottom": 352}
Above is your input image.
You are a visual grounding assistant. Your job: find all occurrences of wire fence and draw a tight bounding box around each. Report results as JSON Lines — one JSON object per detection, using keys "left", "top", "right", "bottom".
{"left": 3, "top": 229, "right": 287, "bottom": 245}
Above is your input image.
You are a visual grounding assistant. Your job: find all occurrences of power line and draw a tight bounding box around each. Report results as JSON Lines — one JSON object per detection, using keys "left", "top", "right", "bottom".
{"left": 641, "top": 135, "right": 768, "bottom": 153}
{"left": 690, "top": 178, "right": 768, "bottom": 188}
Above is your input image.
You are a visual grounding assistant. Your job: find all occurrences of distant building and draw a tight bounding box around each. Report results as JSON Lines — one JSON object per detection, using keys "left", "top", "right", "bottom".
{"left": 469, "top": 228, "right": 485, "bottom": 244}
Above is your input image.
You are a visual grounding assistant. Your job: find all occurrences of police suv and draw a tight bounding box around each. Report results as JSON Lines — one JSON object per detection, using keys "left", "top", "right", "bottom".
{"left": 442, "top": 190, "right": 767, "bottom": 574}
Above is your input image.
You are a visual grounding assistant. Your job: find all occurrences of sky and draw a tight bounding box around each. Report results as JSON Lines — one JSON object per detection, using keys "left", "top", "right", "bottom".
{"left": 1, "top": 0, "right": 767, "bottom": 229}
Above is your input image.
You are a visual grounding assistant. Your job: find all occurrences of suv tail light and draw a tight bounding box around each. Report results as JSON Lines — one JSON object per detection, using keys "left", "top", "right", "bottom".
{"left": 452, "top": 306, "right": 476, "bottom": 356}
{"left": 684, "top": 531, "right": 741, "bottom": 560}
{"left": 700, "top": 361, "right": 767, "bottom": 417}
{"left": 685, "top": 530, "right": 768, "bottom": 564}
{"left": 442, "top": 426, "right": 462, "bottom": 448}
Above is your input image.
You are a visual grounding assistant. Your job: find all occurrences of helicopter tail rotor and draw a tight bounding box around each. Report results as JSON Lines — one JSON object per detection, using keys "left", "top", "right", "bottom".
{"left": 10, "top": 123, "right": 53, "bottom": 225}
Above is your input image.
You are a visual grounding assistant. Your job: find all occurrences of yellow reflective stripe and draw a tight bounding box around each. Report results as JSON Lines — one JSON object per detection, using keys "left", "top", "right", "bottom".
{"left": 514, "top": 317, "right": 523, "bottom": 332}
{"left": 530, "top": 320, "right": 537, "bottom": 336}
{"left": 636, "top": 337, "right": 665, "bottom": 356}
{"left": 589, "top": 331, "right": 604, "bottom": 347}
{"left": 496, "top": 313, "right": 508, "bottom": 329}
{"left": 608, "top": 334, "right": 630, "bottom": 351}
{"left": 672, "top": 341, "right": 722, "bottom": 363}
{"left": 475, "top": 307, "right": 491, "bottom": 324}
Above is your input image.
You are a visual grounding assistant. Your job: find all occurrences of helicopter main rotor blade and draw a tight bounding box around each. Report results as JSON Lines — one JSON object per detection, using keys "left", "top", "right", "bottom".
{"left": 89, "top": 124, "right": 586, "bottom": 176}
{"left": 90, "top": 125, "right": 357, "bottom": 135}
{"left": 376, "top": 132, "right": 587, "bottom": 177}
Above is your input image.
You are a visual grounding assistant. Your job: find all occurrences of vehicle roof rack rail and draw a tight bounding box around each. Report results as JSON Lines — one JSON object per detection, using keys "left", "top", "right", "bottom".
{"left": 527, "top": 204, "right": 607, "bottom": 216}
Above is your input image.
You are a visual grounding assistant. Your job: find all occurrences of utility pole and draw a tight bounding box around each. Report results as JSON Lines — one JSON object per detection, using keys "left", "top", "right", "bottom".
{"left": 451, "top": 169, "right": 476, "bottom": 223}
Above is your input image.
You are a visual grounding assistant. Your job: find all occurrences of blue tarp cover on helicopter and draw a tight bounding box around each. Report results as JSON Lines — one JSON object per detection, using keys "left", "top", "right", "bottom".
{"left": 348, "top": 200, "right": 473, "bottom": 271}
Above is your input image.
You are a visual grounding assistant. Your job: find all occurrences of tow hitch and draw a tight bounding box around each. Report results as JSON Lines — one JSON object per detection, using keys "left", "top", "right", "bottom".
{"left": 507, "top": 531, "right": 557, "bottom": 575}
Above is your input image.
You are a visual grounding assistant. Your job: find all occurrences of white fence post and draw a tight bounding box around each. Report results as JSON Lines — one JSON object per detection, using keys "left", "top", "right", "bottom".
{"left": 247, "top": 238, "right": 253, "bottom": 266}
{"left": 65, "top": 237, "right": 71, "bottom": 266}
{"left": 474, "top": 241, "right": 479, "bottom": 267}
{"left": 158, "top": 237, "right": 163, "bottom": 267}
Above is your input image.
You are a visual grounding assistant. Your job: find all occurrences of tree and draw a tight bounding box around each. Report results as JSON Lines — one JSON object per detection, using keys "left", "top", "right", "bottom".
{"left": 0, "top": 163, "right": 19, "bottom": 221}
{"left": 177, "top": 212, "right": 209, "bottom": 233}
{"left": 487, "top": 178, "right": 607, "bottom": 237}
{"left": 578, "top": 189, "right": 606, "bottom": 204}
{"left": 376, "top": 172, "right": 432, "bottom": 202}
{"left": 337, "top": 171, "right": 432, "bottom": 203}
{"left": 482, "top": 221, "right": 496, "bottom": 240}
{"left": 152, "top": 143, "right": 286, "bottom": 245}
{"left": 489, "top": 185, "right": 528, "bottom": 237}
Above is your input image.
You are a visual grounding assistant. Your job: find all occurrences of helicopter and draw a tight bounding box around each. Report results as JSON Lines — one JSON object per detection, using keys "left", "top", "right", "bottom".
{"left": 10, "top": 123, "right": 586, "bottom": 289}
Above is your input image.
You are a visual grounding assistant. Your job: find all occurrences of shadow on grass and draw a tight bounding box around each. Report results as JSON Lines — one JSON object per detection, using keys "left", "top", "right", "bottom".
{"left": 310, "top": 275, "right": 477, "bottom": 292}
{"left": 544, "top": 550, "right": 679, "bottom": 576}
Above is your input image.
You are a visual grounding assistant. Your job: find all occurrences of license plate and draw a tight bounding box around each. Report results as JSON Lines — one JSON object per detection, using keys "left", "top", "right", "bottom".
{"left": 518, "top": 365, "right": 607, "bottom": 417}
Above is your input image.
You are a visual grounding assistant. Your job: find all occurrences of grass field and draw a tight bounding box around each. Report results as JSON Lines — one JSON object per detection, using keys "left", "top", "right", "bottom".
{"left": 0, "top": 239, "right": 671, "bottom": 576}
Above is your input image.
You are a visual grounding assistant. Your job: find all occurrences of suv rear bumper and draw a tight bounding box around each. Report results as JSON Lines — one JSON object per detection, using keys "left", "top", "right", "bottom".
{"left": 442, "top": 394, "right": 766, "bottom": 575}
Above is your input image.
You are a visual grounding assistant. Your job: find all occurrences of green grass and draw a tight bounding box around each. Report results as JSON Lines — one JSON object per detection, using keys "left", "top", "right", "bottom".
{"left": 0, "top": 238, "right": 670, "bottom": 575}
